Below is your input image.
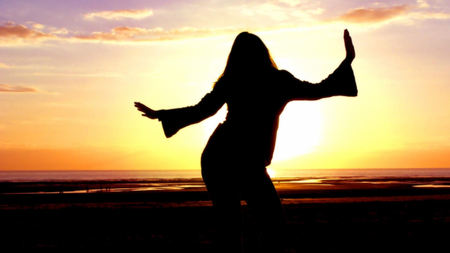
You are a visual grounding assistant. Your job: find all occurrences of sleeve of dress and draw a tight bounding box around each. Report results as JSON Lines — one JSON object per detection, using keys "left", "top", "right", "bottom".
{"left": 155, "top": 84, "right": 226, "bottom": 138}
{"left": 281, "top": 60, "right": 357, "bottom": 101}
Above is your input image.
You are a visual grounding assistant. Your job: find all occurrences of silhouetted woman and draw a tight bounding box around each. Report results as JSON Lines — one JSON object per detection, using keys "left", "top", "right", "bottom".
{"left": 135, "top": 30, "right": 357, "bottom": 253}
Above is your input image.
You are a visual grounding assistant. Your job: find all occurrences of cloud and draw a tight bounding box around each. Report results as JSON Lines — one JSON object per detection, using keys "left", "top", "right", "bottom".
{"left": 237, "top": 0, "right": 323, "bottom": 24}
{"left": 31, "top": 71, "right": 123, "bottom": 78}
{"left": 0, "top": 84, "right": 37, "bottom": 92}
{"left": 335, "top": 5, "right": 410, "bottom": 23}
{"left": 275, "top": 0, "right": 302, "bottom": 7}
{"left": 333, "top": 3, "right": 450, "bottom": 25}
{"left": 2, "top": 0, "right": 448, "bottom": 47}
{"left": 0, "top": 21, "right": 239, "bottom": 45}
{"left": 416, "top": 0, "right": 430, "bottom": 9}
{"left": 407, "top": 11, "right": 450, "bottom": 21}
{"left": 0, "top": 62, "right": 11, "bottom": 69}
{"left": 0, "top": 22, "right": 54, "bottom": 44}
{"left": 26, "top": 21, "right": 45, "bottom": 30}
{"left": 84, "top": 9, "right": 154, "bottom": 20}
{"left": 49, "top": 27, "right": 69, "bottom": 35}
{"left": 74, "top": 26, "right": 240, "bottom": 42}
{"left": 0, "top": 22, "right": 53, "bottom": 39}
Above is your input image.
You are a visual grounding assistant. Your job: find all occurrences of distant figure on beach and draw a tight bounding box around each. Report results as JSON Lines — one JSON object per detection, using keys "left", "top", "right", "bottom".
{"left": 135, "top": 30, "right": 357, "bottom": 252}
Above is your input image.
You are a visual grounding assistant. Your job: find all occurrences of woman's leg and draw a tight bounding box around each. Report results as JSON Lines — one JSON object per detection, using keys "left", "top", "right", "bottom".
{"left": 243, "top": 169, "right": 284, "bottom": 253}
{"left": 201, "top": 124, "right": 252, "bottom": 252}
{"left": 202, "top": 167, "right": 243, "bottom": 253}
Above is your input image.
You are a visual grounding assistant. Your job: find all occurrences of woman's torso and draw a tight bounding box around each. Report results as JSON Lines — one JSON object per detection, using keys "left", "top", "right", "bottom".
{"left": 201, "top": 71, "right": 289, "bottom": 169}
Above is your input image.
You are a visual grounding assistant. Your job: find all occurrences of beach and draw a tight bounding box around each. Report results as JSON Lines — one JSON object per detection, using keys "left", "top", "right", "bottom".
{"left": 1, "top": 175, "right": 449, "bottom": 252}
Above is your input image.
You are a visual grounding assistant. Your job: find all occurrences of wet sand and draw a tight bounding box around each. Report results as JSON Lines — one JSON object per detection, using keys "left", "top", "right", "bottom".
{"left": 1, "top": 177, "right": 449, "bottom": 252}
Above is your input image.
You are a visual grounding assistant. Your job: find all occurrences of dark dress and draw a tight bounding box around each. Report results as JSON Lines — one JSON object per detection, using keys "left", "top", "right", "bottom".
{"left": 156, "top": 60, "right": 357, "bottom": 252}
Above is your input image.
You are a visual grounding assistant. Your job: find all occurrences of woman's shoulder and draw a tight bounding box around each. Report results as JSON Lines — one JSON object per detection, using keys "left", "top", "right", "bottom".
{"left": 270, "top": 69, "right": 298, "bottom": 85}
{"left": 276, "top": 69, "right": 295, "bottom": 79}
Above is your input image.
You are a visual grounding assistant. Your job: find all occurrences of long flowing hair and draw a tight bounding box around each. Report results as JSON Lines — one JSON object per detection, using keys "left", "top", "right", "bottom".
{"left": 215, "top": 32, "right": 278, "bottom": 86}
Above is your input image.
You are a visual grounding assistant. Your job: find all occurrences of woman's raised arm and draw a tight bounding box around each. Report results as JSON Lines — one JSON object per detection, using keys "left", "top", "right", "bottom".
{"left": 282, "top": 29, "right": 357, "bottom": 101}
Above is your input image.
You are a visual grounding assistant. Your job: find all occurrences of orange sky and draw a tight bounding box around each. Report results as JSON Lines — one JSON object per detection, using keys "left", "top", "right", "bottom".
{"left": 1, "top": 0, "right": 449, "bottom": 171}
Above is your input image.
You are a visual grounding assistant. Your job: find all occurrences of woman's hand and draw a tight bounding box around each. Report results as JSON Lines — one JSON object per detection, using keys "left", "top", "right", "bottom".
{"left": 134, "top": 102, "right": 158, "bottom": 119}
{"left": 344, "top": 29, "right": 355, "bottom": 64}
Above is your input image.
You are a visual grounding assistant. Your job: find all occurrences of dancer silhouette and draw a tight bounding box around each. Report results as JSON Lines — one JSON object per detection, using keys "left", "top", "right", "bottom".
{"left": 135, "top": 29, "right": 357, "bottom": 253}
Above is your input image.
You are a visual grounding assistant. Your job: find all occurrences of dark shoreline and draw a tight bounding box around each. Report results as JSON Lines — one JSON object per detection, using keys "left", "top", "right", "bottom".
{"left": 1, "top": 175, "right": 449, "bottom": 193}
{"left": 1, "top": 177, "right": 449, "bottom": 252}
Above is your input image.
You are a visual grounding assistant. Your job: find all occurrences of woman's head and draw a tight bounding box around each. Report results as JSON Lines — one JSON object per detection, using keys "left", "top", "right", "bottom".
{"left": 217, "top": 32, "right": 277, "bottom": 83}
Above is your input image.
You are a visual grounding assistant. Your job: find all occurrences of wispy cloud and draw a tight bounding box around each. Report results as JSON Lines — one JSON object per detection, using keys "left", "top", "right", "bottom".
{"left": 26, "top": 21, "right": 45, "bottom": 30}
{"left": 74, "top": 26, "right": 240, "bottom": 42}
{"left": 0, "top": 22, "right": 55, "bottom": 45}
{"left": 416, "top": 0, "right": 430, "bottom": 9}
{"left": 84, "top": 9, "right": 154, "bottom": 20}
{"left": 335, "top": 5, "right": 410, "bottom": 23}
{"left": 2, "top": 0, "right": 450, "bottom": 47}
{"left": 0, "top": 83, "right": 37, "bottom": 92}
{"left": 331, "top": 3, "right": 450, "bottom": 26}
{"left": 0, "top": 62, "right": 11, "bottom": 69}
{"left": 0, "top": 22, "right": 53, "bottom": 39}
{"left": 276, "top": 0, "right": 303, "bottom": 7}
{"left": 407, "top": 11, "right": 450, "bottom": 21}
{"left": 31, "top": 71, "right": 123, "bottom": 78}
{"left": 0, "top": 21, "right": 240, "bottom": 45}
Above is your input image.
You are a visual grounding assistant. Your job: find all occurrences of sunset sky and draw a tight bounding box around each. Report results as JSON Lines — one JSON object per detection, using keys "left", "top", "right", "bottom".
{"left": 1, "top": 0, "right": 449, "bottom": 172}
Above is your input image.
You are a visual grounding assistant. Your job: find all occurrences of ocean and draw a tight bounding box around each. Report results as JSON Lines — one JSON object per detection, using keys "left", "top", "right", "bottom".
{"left": 1, "top": 168, "right": 449, "bottom": 182}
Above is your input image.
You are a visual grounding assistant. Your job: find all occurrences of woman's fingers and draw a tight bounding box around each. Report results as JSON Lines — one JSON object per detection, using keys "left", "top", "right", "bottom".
{"left": 134, "top": 101, "right": 157, "bottom": 118}
{"left": 134, "top": 102, "right": 147, "bottom": 108}
{"left": 344, "top": 29, "right": 355, "bottom": 62}
{"left": 134, "top": 102, "right": 150, "bottom": 112}
{"left": 134, "top": 102, "right": 145, "bottom": 108}
{"left": 134, "top": 101, "right": 159, "bottom": 119}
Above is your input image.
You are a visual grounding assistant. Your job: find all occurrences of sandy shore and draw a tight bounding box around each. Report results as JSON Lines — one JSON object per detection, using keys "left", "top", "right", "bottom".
{"left": 1, "top": 177, "right": 449, "bottom": 252}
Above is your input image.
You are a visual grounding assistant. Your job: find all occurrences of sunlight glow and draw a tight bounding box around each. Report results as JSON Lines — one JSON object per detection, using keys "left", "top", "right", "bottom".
{"left": 267, "top": 168, "right": 276, "bottom": 178}
{"left": 201, "top": 101, "right": 323, "bottom": 164}
{"left": 202, "top": 105, "right": 227, "bottom": 140}
{"left": 272, "top": 102, "right": 323, "bottom": 162}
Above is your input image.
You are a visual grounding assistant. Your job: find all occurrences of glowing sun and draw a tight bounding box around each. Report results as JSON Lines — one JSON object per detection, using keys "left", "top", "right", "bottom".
{"left": 272, "top": 102, "right": 323, "bottom": 162}
{"left": 203, "top": 102, "right": 323, "bottom": 163}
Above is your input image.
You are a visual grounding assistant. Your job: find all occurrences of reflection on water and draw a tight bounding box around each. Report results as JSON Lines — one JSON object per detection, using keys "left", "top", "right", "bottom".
{"left": 1, "top": 173, "right": 450, "bottom": 195}
{"left": 413, "top": 184, "right": 450, "bottom": 188}
{"left": 357, "top": 180, "right": 417, "bottom": 185}
{"left": 4, "top": 184, "right": 205, "bottom": 195}
{"left": 1, "top": 169, "right": 449, "bottom": 182}
{"left": 289, "top": 179, "right": 323, "bottom": 184}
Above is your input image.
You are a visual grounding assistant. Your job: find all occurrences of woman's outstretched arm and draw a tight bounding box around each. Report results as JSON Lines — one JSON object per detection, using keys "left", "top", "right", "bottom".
{"left": 134, "top": 85, "right": 225, "bottom": 138}
{"left": 282, "top": 29, "right": 357, "bottom": 101}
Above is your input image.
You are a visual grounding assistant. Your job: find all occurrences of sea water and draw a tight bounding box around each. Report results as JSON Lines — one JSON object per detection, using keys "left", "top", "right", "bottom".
{"left": 1, "top": 168, "right": 449, "bottom": 182}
